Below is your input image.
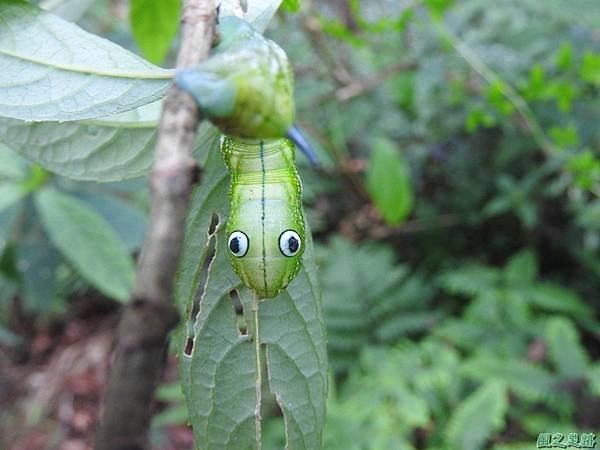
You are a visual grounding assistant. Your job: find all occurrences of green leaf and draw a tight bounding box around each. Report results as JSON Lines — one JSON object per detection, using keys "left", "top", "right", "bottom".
{"left": 588, "top": 364, "right": 600, "bottom": 397}
{"left": 544, "top": 316, "right": 588, "bottom": 378}
{"left": 281, "top": 0, "right": 300, "bottom": 12}
{"left": 130, "top": 0, "right": 180, "bottom": 64}
{"left": 0, "top": 101, "right": 160, "bottom": 181}
{"left": 549, "top": 124, "right": 579, "bottom": 149}
{"left": 0, "top": 146, "right": 27, "bottom": 180}
{"left": 35, "top": 188, "right": 135, "bottom": 301}
{"left": 576, "top": 200, "right": 600, "bottom": 229}
{"left": 78, "top": 192, "right": 148, "bottom": 251}
{"left": 447, "top": 381, "right": 507, "bottom": 450}
{"left": 366, "top": 138, "right": 413, "bottom": 226}
{"left": 529, "top": 283, "right": 592, "bottom": 316}
{"left": 523, "top": 64, "right": 545, "bottom": 100}
{"left": 438, "top": 265, "right": 501, "bottom": 297}
{"left": 0, "top": 0, "right": 171, "bottom": 121}
{"left": 40, "top": 0, "right": 95, "bottom": 22}
{"left": 555, "top": 43, "right": 573, "bottom": 71}
{"left": 567, "top": 150, "right": 600, "bottom": 190}
{"left": 503, "top": 249, "right": 537, "bottom": 285}
{"left": 0, "top": 182, "right": 27, "bottom": 213}
{"left": 462, "top": 357, "right": 558, "bottom": 403}
{"left": 219, "top": 0, "right": 283, "bottom": 33}
{"left": 580, "top": 51, "right": 600, "bottom": 86}
{"left": 176, "top": 125, "right": 327, "bottom": 449}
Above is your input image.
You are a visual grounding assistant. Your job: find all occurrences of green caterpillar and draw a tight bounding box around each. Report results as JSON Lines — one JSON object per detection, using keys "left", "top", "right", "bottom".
{"left": 176, "top": 16, "right": 315, "bottom": 298}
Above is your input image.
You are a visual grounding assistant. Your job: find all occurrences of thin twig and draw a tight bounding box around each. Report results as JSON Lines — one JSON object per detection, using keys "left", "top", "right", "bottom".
{"left": 335, "top": 60, "right": 418, "bottom": 102}
{"left": 94, "top": 1, "right": 216, "bottom": 449}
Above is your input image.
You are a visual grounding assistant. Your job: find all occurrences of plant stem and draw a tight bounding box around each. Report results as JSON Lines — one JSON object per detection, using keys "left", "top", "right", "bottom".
{"left": 252, "top": 292, "right": 263, "bottom": 450}
{"left": 94, "top": 1, "right": 216, "bottom": 449}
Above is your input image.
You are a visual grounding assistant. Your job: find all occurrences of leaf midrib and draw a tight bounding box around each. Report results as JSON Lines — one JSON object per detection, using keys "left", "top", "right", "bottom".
{"left": 0, "top": 47, "right": 175, "bottom": 79}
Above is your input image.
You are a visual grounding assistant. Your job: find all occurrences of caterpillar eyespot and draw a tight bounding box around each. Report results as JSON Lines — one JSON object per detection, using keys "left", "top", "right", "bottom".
{"left": 279, "top": 230, "right": 301, "bottom": 257}
{"left": 228, "top": 231, "right": 249, "bottom": 258}
{"left": 223, "top": 137, "right": 305, "bottom": 299}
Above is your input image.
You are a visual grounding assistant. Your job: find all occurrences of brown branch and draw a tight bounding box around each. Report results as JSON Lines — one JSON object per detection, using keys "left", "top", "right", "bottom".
{"left": 94, "top": 1, "right": 216, "bottom": 449}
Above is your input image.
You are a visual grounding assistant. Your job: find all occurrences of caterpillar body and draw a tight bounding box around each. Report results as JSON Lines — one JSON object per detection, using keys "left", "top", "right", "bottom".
{"left": 222, "top": 136, "right": 305, "bottom": 298}
{"left": 176, "top": 16, "right": 314, "bottom": 298}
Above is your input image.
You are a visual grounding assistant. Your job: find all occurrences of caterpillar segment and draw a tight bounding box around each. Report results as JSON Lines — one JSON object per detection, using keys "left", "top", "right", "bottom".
{"left": 222, "top": 137, "right": 305, "bottom": 298}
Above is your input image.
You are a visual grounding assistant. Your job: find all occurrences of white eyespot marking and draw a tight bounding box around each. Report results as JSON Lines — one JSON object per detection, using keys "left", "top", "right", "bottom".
{"left": 279, "top": 230, "right": 301, "bottom": 257}
{"left": 228, "top": 231, "right": 249, "bottom": 257}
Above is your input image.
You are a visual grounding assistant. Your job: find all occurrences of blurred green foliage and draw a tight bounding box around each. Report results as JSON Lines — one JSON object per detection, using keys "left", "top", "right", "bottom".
{"left": 0, "top": 147, "right": 146, "bottom": 326}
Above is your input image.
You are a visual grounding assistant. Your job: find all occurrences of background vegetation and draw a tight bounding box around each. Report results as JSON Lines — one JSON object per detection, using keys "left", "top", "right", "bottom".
{"left": 1, "top": 0, "right": 599, "bottom": 449}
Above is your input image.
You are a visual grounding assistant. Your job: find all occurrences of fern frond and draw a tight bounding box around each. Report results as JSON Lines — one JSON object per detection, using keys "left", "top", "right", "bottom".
{"left": 461, "top": 356, "right": 560, "bottom": 404}
{"left": 375, "top": 312, "right": 441, "bottom": 342}
{"left": 544, "top": 316, "right": 588, "bottom": 378}
{"left": 528, "top": 283, "right": 591, "bottom": 316}
{"left": 438, "top": 265, "right": 501, "bottom": 297}
{"left": 446, "top": 381, "right": 508, "bottom": 450}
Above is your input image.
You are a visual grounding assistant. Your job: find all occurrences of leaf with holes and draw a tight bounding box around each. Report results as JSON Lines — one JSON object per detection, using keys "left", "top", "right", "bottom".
{"left": 0, "top": 101, "right": 160, "bottom": 181}
{"left": 0, "top": 0, "right": 171, "bottom": 121}
{"left": 175, "top": 126, "right": 327, "bottom": 450}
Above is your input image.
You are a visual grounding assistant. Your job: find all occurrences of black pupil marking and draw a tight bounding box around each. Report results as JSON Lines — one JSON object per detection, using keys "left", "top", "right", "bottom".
{"left": 288, "top": 236, "right": 299, "bottom": 253}
{"left": 230, "top": 237, "right": 240, "bottom": 254}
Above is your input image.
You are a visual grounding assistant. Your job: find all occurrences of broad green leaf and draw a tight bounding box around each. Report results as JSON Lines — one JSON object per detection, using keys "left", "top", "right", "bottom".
{"left": 529, "top": 283, "right": 592, "bottom": 316}
{"left": 77, "top": 192, "right": 148, "bottom": 251}
{"left": 253, "top": 247, "right": 327, "bottom": 450}
{"left": 40, "top": 0, "right": 95, "bottom": 22}
{"left": 0, "top": 145, "right": 27, "bottom": 179}
{"left": 219, "top": 0, "right": 283, "bottom": 33}
{"left": 176, "top": 125, "right": 327, "bottom": 449}
{"left": 35, "top": 188, "right": 135, "bottom": 301}
{"left": 447, "top": 381, "right": 507, "bottom": 450}
{"left": 0, "top": 182, "right": 26, "bottom": 213}
{"left": 544, "top": 316, "right": 588, "bottom": 378}
{"left": 580, "top": 51, "right": 600, "bottom": 87}
{"left": 281, "top": 0, "right": 301, "bottom": 12}
{"left": 366, "top": 138, "right": 413, "bottom": 226}
{"left": 0, "top": 101, "right": 160, "bottom": 181}
{"left": 0, "top": 0, "right": 172, "bottom": 121}
{"left": 130, "top": 0, "right": 181, "bottom": 64}
{"left": 503, "top": 249, "right": 537, "bottom": 285}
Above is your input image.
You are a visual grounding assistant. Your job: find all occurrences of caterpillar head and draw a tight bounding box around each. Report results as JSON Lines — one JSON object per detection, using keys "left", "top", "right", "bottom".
{"left": 226, "top": 198, "right": 305, "bottom": 299}
{"left": 175, "top": 16, "right": 294, "bottom": 139}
